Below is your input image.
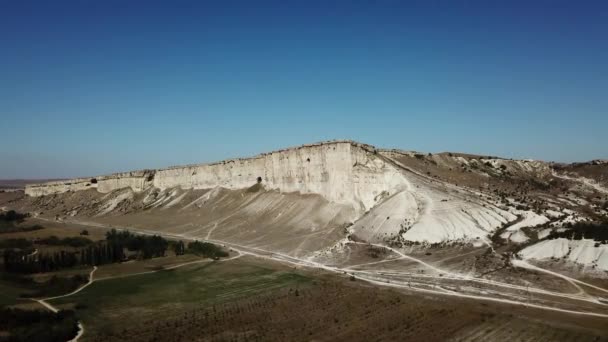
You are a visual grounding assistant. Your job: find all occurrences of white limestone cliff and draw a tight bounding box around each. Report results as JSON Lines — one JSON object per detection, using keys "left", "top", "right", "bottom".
{"left": 25, "top": 141, "right": 408, "bottom": 214}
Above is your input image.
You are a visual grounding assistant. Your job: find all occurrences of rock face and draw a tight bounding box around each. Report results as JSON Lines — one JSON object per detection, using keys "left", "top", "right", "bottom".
{"left": 24, "top": 171, "right": 154, "bottom": 197}
{"left": 12, "top": 140, "right": 608, "bottom": 271}
{"left": 25, "top": 141, "right": 408, "bottom": 213}
{"left": 20, "top": 139, "right": 608, "bottom": 250}
{"left": 24, "top": 140, "right": 520, "bottom": 245}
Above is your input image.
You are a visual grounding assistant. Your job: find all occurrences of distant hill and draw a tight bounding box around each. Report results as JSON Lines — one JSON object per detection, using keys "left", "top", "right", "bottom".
{"left": 0, "top": 179, "right": 65, "bottom": 190}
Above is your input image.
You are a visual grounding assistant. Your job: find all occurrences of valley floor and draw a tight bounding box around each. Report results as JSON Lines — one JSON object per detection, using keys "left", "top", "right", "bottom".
{"left": 2, "top": 187, "right": 608, "bottom": 340}
{"left": 24, "top": 218, "right": 608, "bottom": 341}
{"left": 46, "top": 250, "right": 608, "bottom": 341}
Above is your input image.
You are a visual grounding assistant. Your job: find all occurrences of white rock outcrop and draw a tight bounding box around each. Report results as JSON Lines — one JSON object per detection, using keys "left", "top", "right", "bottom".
{"left": 519, "top": 238, "right": 608, "bottom": 271}
{"left": 25, "top": 141, "right": 407, "bottom": 214}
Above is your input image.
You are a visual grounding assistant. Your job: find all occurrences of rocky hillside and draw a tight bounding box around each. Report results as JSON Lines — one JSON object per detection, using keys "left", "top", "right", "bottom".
{"left": 6, "top": 140, "right": 608, "bottom": 271}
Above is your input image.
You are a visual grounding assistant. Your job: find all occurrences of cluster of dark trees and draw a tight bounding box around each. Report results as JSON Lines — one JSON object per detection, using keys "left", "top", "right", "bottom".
{"left": 174, "top": 240, "right": 186, "bottom": 255}
{"left": 105, "top": 229, "right": 169, "bottom": 259}
{"left": 0, "top": 308, "right": 78, "bottom": 342}
{"left": 78, "top": 242, "right": 126, "bottom": 266}
{"left": 0, "top": 236, "right": 91, "bottom": 252}
{"left": 548, "top": 222, "right": 608, "bottom": 242}
{"left": 3, "top": 230, "right": 170, "bottom": 274}
{"left": 0, "top": 210, "right": 28, "bottom": 222}
{"left": 5, "top": 249, "right": 81, "bottom": 274}
{"left": 187, "top": 241, "right": 229, "bottom": 259}
{"left": 0, "top": 210, "right": 42, "bottom": 234}
{"left": 167, "top": 240, "right": 229, "bottom": 259}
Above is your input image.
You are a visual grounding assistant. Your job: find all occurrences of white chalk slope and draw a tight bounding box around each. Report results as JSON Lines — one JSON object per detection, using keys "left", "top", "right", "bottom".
{"left": 519, "top": 238, "right": 608, "bottom": 271}
{"left": 351, "top": 157, "right": 517, "bottom": 244}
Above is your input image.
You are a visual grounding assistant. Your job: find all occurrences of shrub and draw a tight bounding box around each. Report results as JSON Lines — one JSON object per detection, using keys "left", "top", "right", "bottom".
{"left": 0, "top": 210, "right": 29, "bottom": 222}
{"left": 187, "top": 241, "right": 228, "bottom": 259}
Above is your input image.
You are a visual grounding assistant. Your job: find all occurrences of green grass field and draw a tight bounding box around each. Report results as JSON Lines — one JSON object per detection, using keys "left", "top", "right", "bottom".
{"left": 50, "top": 258, "right": 310, "bottom": 336}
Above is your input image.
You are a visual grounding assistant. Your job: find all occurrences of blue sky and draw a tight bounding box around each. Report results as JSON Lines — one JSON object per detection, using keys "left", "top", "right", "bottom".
{"left": 1, "top": 1, "right": 607, "bottom": 178}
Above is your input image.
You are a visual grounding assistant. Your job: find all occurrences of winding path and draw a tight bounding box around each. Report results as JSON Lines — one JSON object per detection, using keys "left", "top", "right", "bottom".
{"left": 512, "top": 259, "right": 608, "bottom": 295}
{"left": 359, "top": 241, "right": 607, "bottom": 306}
{"left": 33, "top": 266, "right": 97, "bottom": 342}
{"left": 31, "top": 249, "right": 243, "bottom": 341}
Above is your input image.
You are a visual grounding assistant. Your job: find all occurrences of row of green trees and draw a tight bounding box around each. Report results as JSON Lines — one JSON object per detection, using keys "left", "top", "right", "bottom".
{"left": 174, "top": 240, "right": 186, "bottom": 255}
{"left": 2, "top": 228, "right": 230, "bottom": 274}
{"left": 3, "top": 230, "right": 171, "bottom": 274}
{"left": 105, "top": 229, "right": 169, "bottom": 258}
{"left": 0, "top": 236, "right": 93, "bottom": 250}
{"left": 3, "top": 242, "right": 126, "bottom": 274}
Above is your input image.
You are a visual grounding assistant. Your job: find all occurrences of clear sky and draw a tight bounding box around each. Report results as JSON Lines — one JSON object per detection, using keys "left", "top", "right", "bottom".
{"left": 1, "top": 1, "right": 607, "bottom": 179}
